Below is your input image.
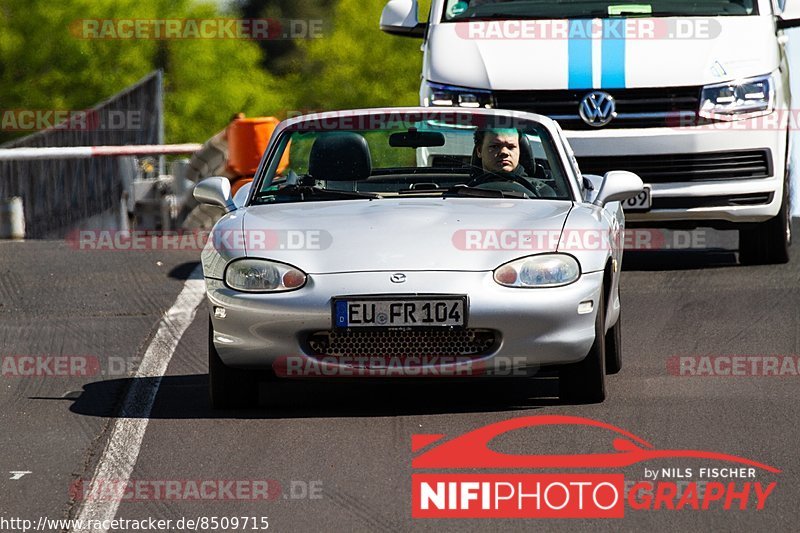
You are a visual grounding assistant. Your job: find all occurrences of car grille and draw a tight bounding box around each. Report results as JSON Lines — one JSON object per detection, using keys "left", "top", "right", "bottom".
{"left": 651, "top": 192, "right": 774, "bottom": 210}
{"left": 305, "top": 329, "right": 498, "bottom": 358}
{"left": 493, "top": 87, "right": 701, "bottom": 129}
{"left": 577, "top": 150, "right": 773, "bottom": 183}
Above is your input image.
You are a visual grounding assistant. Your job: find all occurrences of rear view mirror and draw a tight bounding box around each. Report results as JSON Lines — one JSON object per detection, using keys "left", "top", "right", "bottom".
{"left": 389, "top": 129, "right": 446, "bottom": 148}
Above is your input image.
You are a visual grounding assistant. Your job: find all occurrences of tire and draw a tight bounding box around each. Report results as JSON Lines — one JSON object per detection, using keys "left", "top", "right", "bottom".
{"left": 605, "top": 309, "right": 622, "bottom": 375}
{"left": 561, "top": 288, "right": 607, "bottom": 404}
{"left": 208, "top": 317, "right": 259, "bottom": 409}
{"left": 739, "top": 174, "right": 791, "bottom": 266}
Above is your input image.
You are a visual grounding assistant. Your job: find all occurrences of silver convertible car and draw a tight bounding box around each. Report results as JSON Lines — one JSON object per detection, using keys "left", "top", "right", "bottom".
{"left": 194, "top": 107, "right": 643, "bottom": 408}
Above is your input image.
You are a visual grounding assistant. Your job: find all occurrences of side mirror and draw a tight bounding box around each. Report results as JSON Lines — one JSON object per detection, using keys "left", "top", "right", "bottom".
{"left": 593, "top": 171, "right": 644, "bottom": 208}
{"left": 581, "top": 174, "right": 604, "bottom": 203}
{"left": 778, "top": 1, "right": 800, "bottom": 29}
{"left": 194, "top": 177, "right": 236, "bottom": 212}
{"left": 380, "top": 0, "right": 426, "bottom": 37}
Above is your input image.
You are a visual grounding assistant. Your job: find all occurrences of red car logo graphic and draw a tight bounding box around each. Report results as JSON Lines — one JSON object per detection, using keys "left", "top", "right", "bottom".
{"left": 412, "top": 415, "right": 780, "bottom": 472}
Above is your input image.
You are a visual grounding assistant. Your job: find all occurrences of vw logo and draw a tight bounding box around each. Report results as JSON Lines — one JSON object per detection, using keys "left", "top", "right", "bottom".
{"left": 390, "top": 273, "right": 406, "bottom": 283}
{"left": 579, "top": 91, "right": 617, "bottom": 127}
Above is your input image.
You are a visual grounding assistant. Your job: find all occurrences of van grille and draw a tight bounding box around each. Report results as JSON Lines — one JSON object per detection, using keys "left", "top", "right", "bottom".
{"left": 577, "top": 150, "right": 772, "bottom": 183}
{"left": 652, "top": 193, "right": 774, "bottom": 210}
{"left": 493, "top": 87, "right": 702, "bottom": 129}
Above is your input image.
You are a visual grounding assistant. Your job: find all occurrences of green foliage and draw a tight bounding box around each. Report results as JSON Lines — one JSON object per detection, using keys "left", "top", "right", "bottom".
{"left": 0, "top": 0, "right": 283, "bottom": 143}
{"left": 0, "top": 0, "right": 433, "bottom": 143}
{"left": 234, "top": 0, "right": 337, "bottom": 75}
{"left": 160, "top": 2, "right": 285, "bottom": 143}
{"left": 287, "top": 0, "right": 431, "bottom": 112}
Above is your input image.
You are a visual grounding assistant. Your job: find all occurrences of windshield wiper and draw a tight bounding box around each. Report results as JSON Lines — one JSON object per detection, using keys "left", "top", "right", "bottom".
{"left": 443, "top": 186, "right": 529, "bottom": 199}
{"left": 460, "top": 14, "right": 551, "bottom": 21}
{"left": 588, "top": 10, "right": 696, "bottom": 17}
{"left": 253, "top": 185, "right": 381, "bottom": 203}
{"left": 396, "top": 187, "right": 445, "bottom": 195}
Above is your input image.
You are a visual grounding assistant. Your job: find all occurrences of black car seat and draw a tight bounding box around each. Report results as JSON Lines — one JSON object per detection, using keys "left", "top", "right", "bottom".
{"left": 308, "top": 132, "right": 372, "bottom": 182}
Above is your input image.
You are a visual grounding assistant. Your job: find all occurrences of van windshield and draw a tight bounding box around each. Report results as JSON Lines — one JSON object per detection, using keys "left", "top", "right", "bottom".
{"left": 442, "top": 0, "right": 758, "bottom": 21}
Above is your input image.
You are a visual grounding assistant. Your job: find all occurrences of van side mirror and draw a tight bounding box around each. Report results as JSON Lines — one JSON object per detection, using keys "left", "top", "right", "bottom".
{"left": 380, "top": 0, "right": 426, "bottom": 37}
{"left": 593, "top": 171, "right": 644, "bottom": 208}
{"left": 194, "top": 177, "right": 236, "bottom": 213}
{"left": 778, "top": 2, "right": 800, "bottom": 29}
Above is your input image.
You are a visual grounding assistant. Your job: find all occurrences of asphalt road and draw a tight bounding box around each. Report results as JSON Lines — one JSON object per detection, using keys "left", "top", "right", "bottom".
{"left": 0, "top": 226, "right": 798, "bottom": 532}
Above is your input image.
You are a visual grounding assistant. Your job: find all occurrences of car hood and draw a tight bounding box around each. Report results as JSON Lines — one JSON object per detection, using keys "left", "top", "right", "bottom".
{"left": 426, "top": 17, "right": 778, "bottom": 90}
{"left": 240, "top": 198, "right": 572, "bottom": 273}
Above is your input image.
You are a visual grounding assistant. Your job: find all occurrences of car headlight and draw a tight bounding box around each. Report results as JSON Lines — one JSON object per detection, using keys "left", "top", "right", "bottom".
{"left": 423, "top": 81, "right": 493, "bottom": 108}
{"left": 224, "top": 259, "right": 306, "bottom": 292}
{"left": 699, "top": 74, "right": 774, "bottom": 121}
{"left": 494, "top": 254, "right": 581, "bottom": 288}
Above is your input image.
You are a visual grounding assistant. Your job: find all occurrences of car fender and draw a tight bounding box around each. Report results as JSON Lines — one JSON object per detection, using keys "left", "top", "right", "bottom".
{"left": 200, "top": 210, "right": 248, "bottom": 280}
{"left": 558, "top": 204, "right": 618, "bottom": 274}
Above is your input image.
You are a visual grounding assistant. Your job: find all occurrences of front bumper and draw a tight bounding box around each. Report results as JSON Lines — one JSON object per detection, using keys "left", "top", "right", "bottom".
{"left": 205, "top": 270, "right": 604, "bottom": 375}
{"left": 566, "top": 123, "right": 787, "bottom": 225}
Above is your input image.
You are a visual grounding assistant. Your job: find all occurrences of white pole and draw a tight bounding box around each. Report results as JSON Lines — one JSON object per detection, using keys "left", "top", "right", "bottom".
{"left": 0, "top": 144, "right": 203, "bottom": 161}
{"left": 0, "top": 197, "right": 25, "bottom": 239}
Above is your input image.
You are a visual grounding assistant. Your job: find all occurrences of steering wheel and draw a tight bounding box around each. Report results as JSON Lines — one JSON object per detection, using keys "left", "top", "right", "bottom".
{"left": 468, "top": 172, "right": 540, "bottom": 196}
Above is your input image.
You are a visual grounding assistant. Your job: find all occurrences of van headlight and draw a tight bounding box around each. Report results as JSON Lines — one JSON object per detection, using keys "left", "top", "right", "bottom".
{"left": 494, "top": 254, "right": 581, "bottom": 288}
{"left": 224, "top": 259, "right": 307, "bottom": 292}
{"left": 699, "top": 74, "right": 774, "bottom": 121}
{"left": 423, "top": 82, "right": 493, "bottom": 108}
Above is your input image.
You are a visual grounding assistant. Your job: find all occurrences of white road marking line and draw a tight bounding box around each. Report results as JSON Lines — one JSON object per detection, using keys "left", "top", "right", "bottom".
{"left": 69, "top": 268, "right": 205, "bottom": 533}
{"left": 9, "top": 471, "right": 31, "bottom": 480}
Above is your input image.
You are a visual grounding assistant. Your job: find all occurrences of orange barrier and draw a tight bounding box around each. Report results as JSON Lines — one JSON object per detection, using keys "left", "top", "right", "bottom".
{"left": 230, "top": 177, "right": 253, "bottom": 197}
{"left": 227, "top": 117, "right": 289, "bottom": 176}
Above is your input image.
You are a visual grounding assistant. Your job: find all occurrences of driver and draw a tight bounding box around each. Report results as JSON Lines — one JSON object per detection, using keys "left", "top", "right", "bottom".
{"left": 472, "top": 128, "right": 556, "bottom": 197}
{"left": 475, "top": 128, "right": 521, "bottom": 174}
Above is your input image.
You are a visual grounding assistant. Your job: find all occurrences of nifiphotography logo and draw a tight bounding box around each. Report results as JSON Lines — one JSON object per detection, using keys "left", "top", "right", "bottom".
{"left": 411, "top": 416, "right": 779, "bottom": 519}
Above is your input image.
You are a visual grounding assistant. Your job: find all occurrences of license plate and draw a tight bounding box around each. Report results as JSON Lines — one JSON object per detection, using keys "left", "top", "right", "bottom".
{"left": 622, "top": 186, "right": 652, "bottom": 211}
{"left": 332, "top": 297, "right": 467, "bottom": 328}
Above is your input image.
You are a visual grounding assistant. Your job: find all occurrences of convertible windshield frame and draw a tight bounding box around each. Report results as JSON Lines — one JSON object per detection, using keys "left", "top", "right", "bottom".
{"left": 247, "top": 110, "right": 579, "bottom": 205}
{"left": 440, "top": 0, "right": 759, "bottom": 22}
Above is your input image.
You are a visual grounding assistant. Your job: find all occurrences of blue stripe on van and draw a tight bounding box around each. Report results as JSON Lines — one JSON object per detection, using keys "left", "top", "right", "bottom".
{"left": 601, "top": 19, "right": 626, "bottom": 88}
{"left": 567, "top": 20, "right": 593, "bottom": 89}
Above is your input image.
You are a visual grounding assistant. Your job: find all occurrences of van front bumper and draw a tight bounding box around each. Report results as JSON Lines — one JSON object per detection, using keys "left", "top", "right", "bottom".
{"left": 565, "top": 123, "right": 787, "bottom": 225}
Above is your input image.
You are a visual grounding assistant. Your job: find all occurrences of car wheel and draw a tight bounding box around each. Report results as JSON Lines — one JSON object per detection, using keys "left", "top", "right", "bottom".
{"left": 208, "top": 317, "right": 259, "bottom": 409}
{"left": 739, "top": 175, "right": 791, "bottom": 265}
{"left": 560, "top": 288, "right": 607, "bottom": 404}
{"left": 605, "top": 307, "right": 622, "bottom": 375}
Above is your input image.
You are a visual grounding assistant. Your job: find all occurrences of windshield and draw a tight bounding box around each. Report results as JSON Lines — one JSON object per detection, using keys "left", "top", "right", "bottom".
{"left": 253, "top": 115, "right": 573, "bottom": 205}
{"left": 442, "top": 0, "right": 758, "bottom": 20}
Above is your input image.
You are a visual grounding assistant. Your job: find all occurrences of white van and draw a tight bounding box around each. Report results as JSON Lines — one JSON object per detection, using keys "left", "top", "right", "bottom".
{"left": 380, "top": 0, "right": 800, "bottom": 264}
